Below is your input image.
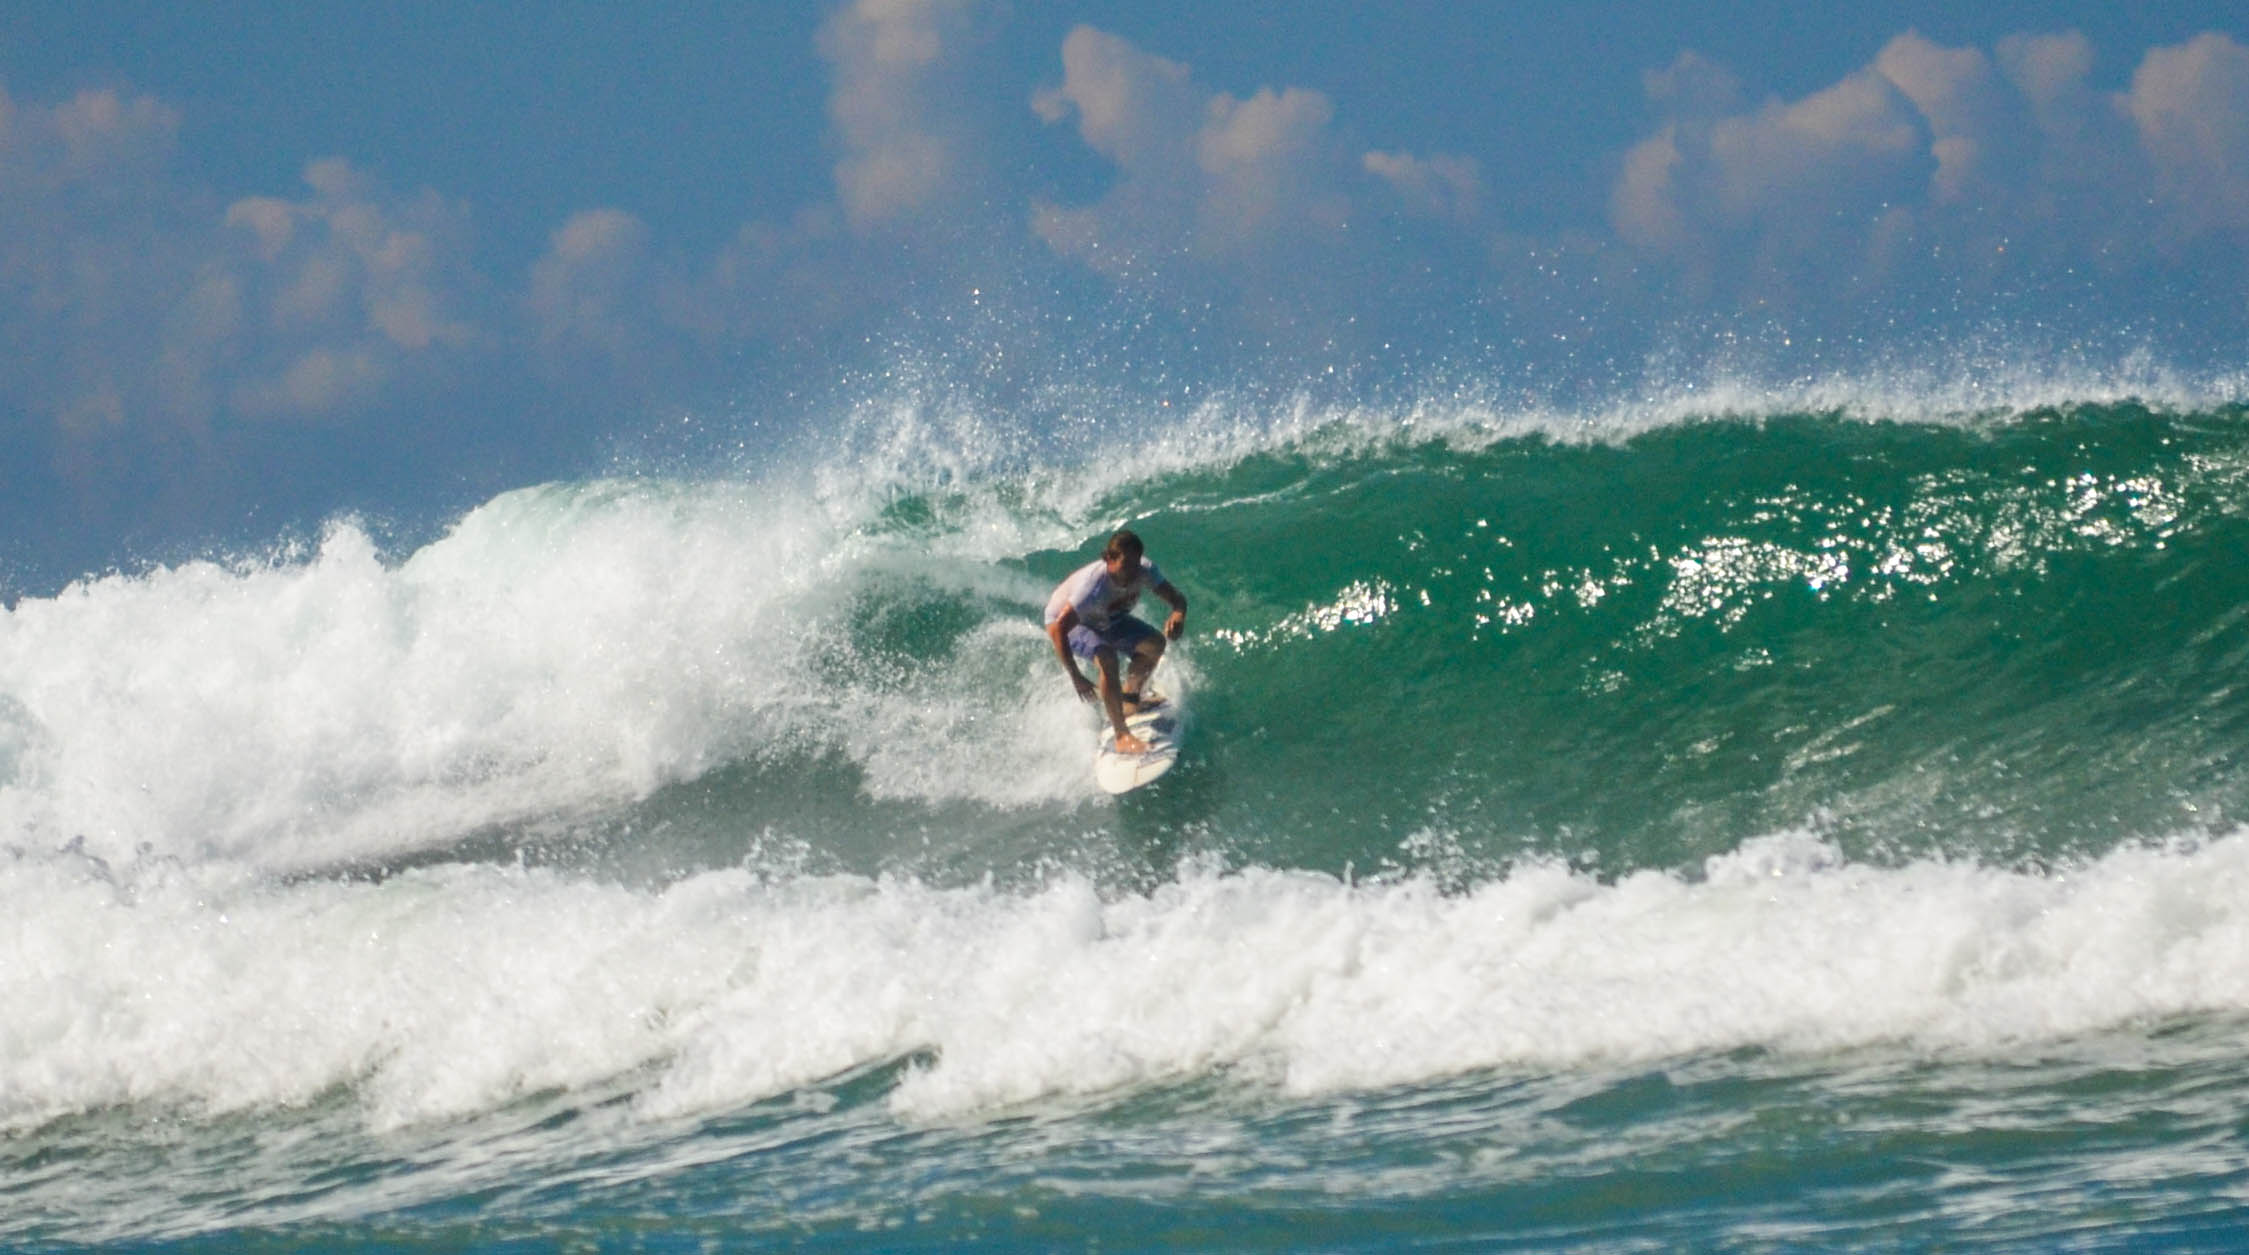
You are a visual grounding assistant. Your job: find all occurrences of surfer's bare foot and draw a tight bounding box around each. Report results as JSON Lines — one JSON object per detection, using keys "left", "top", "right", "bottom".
{"left": 1113, "top": 731, "right": 1151, "bottom": 754}
{"left": 1122, "top": 692, "right": 1164, "bottom": 714}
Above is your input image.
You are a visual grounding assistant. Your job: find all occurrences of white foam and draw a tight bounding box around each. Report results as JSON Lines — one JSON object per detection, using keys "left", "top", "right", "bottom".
{"left": 0, "top": 472, "right": 1120, "bottom": 872}
{"left": 10, "top": 831, "right": 2249, "bottom": 1133}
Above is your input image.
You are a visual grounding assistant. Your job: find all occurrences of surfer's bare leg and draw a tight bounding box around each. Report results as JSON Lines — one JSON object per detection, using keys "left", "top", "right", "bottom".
{"left": 1122, "top": 633, "right": 1165, "bottom": 712}
{"left": 1095, "top": 647, "right": 1149, "bottom": 753}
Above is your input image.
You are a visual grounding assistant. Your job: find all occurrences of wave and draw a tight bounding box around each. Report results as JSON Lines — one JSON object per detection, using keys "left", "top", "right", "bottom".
{"left": 9, "top": 827, "right": 2249, "bottom": 1136}
{"left": 4, "top": 386, "right": 2249, "bottom": 879}
{"left": 5, "top": 370, "right": 2249, "bottom": 1144}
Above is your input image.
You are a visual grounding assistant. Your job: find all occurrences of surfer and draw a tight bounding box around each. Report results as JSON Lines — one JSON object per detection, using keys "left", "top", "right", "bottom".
{"left": 1044, "top": 528, "right": 1188, "bottom": 754}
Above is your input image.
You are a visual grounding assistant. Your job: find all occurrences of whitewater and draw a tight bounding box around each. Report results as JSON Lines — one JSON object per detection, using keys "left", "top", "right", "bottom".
{"left": 8, "top": 367, "right": 2249, "bottom": 1248}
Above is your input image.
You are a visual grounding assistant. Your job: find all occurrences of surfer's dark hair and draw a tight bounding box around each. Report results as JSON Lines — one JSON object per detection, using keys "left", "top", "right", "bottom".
{"left": 1104, "top": 529, "right": 1144, "bottom": 561}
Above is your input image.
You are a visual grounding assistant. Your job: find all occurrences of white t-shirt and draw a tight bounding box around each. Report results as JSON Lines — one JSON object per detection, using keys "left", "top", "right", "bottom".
{"left": 1044, "top": 557, "right": 1166, "bottom": 630}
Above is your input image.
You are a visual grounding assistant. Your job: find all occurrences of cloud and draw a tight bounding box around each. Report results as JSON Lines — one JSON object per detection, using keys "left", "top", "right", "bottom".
{"left": 1611, "top": 28, "right": 2249, "bottom": 311}
{"left": 1872, "top": 32, "right": 2028, "bottom": 203}
{"left": 15, "top": 83, "right": 181, "bottom": 187}
{"left": 1363, "top": 150, "right": 1481, "bottom": 221}
{"left": 1030, "top": 25, "right": 1197, "bottom": 171}
{"left": 1028, "top": 27, "right": 1207, "bottom": 276}
{"left": 1195, "top": 84, "right": 1347, "bottom": 252}
{"left": 0, "top": 86, "right": 193, "bottom": 437}
{"left": 818, "top": 0, "right": 981, "bottom": 230}
{"left": 2125, "top": 32, "right": 2249, "bottom": 236}
{"left": 227, "top": 344, "right": 387, "bottom": 417}
{"left": 693, "top": 205, "right": 859, "bottom": 339}
{"left": 0, "top": 78, "right": 499, "bottom": 558}
{"left": 526, "top": 207, "right": 657, "bottom": 370}
{"left": 1614, "top": 65, "right": 1926, "bottom": 256}
{"left": 1643, "top": 50, "right": 1744, "bottom": 121}
{"left": 520, "top": 203, "right": 840, "bottom": 392}
{"left": 218, "top": 158, "right": 482, "bottom": 420}
{"left": 1031, "top": 24, "right": 1475, "bottom": 287}
{"left": 0, "top": 87, "right": 484, "bottom": 441}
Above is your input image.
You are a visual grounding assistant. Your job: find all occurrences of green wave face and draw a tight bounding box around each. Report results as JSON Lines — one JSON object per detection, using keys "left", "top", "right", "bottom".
{"left": 1002, "top": 403, "right": 2249, "bottom": 875}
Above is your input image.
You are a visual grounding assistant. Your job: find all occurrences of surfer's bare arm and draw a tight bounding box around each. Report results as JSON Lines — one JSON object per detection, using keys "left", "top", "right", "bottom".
{"left": 1154, "top": 580, "right": 1188, "bottom": 641}
{"left": 1048, "top": 608, "right": 1097, "bottom": 700}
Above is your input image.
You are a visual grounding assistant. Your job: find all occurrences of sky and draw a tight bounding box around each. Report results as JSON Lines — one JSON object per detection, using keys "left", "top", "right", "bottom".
{"left": 0, "top": 1, "right": 2245, "bottom": 587}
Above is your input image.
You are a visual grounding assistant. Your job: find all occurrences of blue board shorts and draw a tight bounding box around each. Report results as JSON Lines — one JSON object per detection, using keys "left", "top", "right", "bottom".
{"left": 1065, "top": 614, "right": 1162, "bottom": 660}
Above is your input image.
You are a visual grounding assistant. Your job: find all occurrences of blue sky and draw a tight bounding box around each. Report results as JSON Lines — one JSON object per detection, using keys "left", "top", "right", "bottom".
{"left": 1, "top": 2, "right": 2245, "bottom": 586}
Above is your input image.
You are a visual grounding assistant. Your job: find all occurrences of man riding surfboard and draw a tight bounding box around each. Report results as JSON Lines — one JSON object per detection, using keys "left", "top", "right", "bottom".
{"left": 1044, "top": 529, "right": 1188, "bottom": 754}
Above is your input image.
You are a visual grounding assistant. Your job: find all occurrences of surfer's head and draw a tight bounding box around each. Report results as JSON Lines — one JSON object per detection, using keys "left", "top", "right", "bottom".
{"left": 1103, "top": 529, "right": 1144, "bottom": 579}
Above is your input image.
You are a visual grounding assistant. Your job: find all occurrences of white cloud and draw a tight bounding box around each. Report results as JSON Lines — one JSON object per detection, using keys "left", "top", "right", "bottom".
{"left": 1196, "top": 85, "right": 1346, "bottom": 251}
{"left": 2125, "top": 32, "right": 2249, "bottom": 236}
{"left": 693, "top": 205, "right": 856, "bottom": 339}
{"left": 0, "top": 82, "right": 485, "bottom": 444}
{"left": 216, "top": 158, "right": 481, "bottom": 420}
{"left": 1713, "top": 71, "right": 1925, "bottom": 221}
{"left": 230, "top": 344, "right": 387, "bottom": 418}
{"left": 2000, "top": 30, "right": 2096, "bottom": 114}
{"left": 818, "top": 0, "right": 980, "bottom": 230}
{"left": 1032, "top": 24, "right": 1474, "bottom": 283}
{"left": 0, "top": 84, "right": 501, "bottom": 539}
{"left": 518, "top": 197, "right": 892, "bottom": 390}
{"left": 1873, "top": 33, "right": 2025, "bottom": 203}
{"left": 1643, "top": 50, "right": 1744, "bottom": 121}
{"left": 526, "top": 207, "right": 656, "bottom": 368}
{"left": 1612, "top": 64, "right": 1926, "bottom": 260}
{"left": 0, "top": 85, "right": 192, "bottom": 438}
{"left": 34, "top": 85, "right": 180, "bottom": 183}
{"left": 5, "top": 11, "right": 2243, "bottom": 555}
{"left": 1031, "top": 25, "right": 1198, "bottom": 172}
{"left": 507, "top": 0, "right": 1001, "bottom": 392}
{"left": 1612, "top": 28, "right": 2249, "bottom": 302}
{"left": 1364, "top": 150, "right": 1481, "bottom": 221}
{"left": 1029, "top": 26, "right": 1202, "bottom": 276}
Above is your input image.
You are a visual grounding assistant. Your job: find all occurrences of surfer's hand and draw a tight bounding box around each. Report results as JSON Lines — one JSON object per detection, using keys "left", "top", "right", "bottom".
{"left": 1072, "top": 673, "right": 1097, "bottom": 702}
{"left": 1165, "top": 610, "right": 1185, "bottom": 641}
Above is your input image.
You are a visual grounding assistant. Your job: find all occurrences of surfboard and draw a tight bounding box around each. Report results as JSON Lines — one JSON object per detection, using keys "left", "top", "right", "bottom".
{"left": 1094, "top": 697, "right": 1182, "bottom": 794}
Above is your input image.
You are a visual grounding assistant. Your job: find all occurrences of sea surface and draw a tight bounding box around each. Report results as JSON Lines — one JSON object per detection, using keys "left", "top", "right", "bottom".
{"left": 8, "top": 371, "right": 2249, "bottom": 1249}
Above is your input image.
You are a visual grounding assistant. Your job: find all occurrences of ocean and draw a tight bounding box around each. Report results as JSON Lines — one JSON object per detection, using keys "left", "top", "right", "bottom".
{"left": 8, "top": 369, "right": 2249, "bottom": 1249}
